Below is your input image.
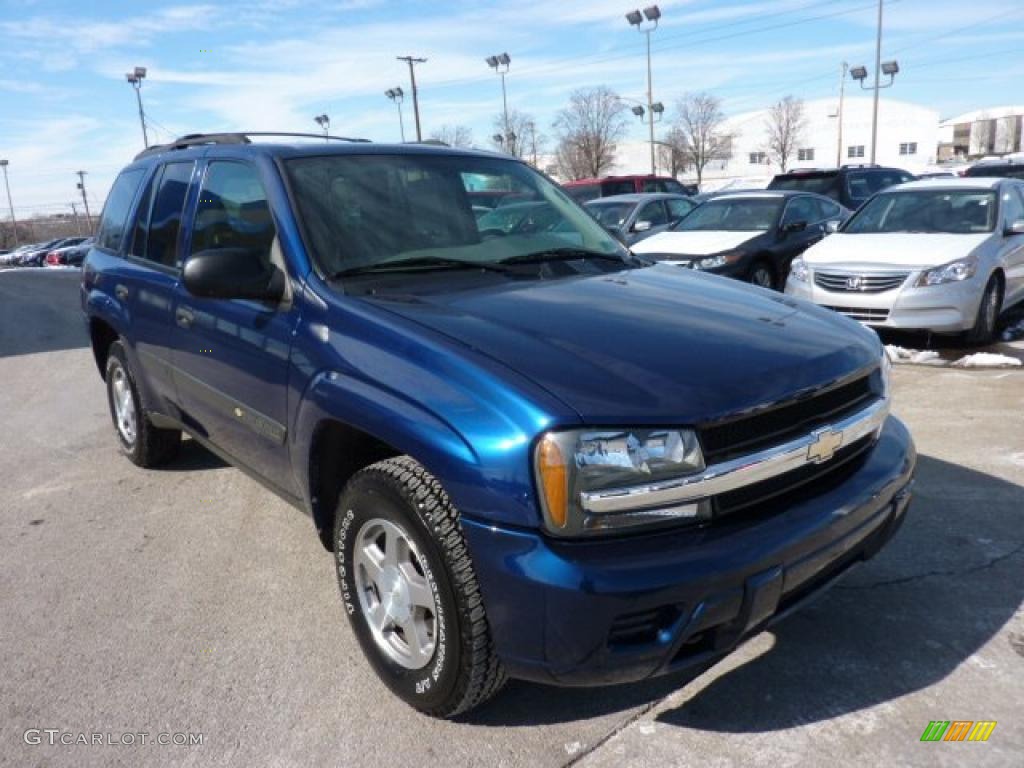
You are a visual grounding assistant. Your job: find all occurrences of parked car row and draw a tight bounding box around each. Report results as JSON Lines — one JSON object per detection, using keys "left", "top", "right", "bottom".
{"left": 0, "top": 236, "right": 90, "bottom": 268}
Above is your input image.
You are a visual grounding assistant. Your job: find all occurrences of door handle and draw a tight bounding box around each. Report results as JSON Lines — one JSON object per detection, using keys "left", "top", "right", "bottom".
{"left": 175, "top": 307, "right": 195, "bottom": 329}
{"left": 114, "top": 284, "right": 129, "bottom": 301}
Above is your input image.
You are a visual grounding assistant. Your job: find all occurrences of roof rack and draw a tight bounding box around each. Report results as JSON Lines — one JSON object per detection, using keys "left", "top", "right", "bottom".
{"left": 134, "top": 131, "right": 371, "bottom": 161}
{"left": 840, "top": 163, "right": 881, "bottom": 169}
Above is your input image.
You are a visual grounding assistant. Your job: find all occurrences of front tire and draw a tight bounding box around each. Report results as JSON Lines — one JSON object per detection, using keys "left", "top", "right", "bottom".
{"left": 334, "top": 457, "right": 506, "bottom": 718}
{"left": 748, "top": 261, "right": 776, "bottom": 290}
{"left": 105, "top": 341, "right": 181, "bottom": 467}
{"left": 964, "top": 275, "right": 1002, "bottom": 345}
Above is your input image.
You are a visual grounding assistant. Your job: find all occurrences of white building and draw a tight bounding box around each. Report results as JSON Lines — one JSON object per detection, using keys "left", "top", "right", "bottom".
{"left": 936, "top": 105, "right": 1024, "bottom": 162}
{"left": 612, "top": 96, "right": 940, "bottom": 191}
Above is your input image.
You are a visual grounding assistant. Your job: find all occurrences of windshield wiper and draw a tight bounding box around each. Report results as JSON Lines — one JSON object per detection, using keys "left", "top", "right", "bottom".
{"left": 331, "top": 256, "right": 511, "bottom": 278}
{"left": 497, "top": 247, "right": 627, "bottom": 266}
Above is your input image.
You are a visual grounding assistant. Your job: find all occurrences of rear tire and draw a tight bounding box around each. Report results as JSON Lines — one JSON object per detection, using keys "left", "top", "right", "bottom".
{"left": 964, "top": 275, "right": 1002, "bottom": 345}
{"left": 105, "top": 341, "right": 181, "bottom": 467}
{"left": 334, "top": 457, "right": 506, "bottom": 718}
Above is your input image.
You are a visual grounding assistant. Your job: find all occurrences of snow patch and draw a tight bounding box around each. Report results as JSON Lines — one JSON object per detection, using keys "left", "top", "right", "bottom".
{"left": 951, "top": 352, "right": 1022, "bottom": 368}
{"left": 564, "top": 741, "right": 583, "bottom": 756}
{"left": 885, "top": 345, "right": 943, "bottom": 365}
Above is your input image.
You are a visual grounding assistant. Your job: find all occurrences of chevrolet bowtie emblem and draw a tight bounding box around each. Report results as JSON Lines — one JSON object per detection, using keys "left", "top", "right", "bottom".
{"left": 807, "top": 427, "right": 843, "bottom": 463}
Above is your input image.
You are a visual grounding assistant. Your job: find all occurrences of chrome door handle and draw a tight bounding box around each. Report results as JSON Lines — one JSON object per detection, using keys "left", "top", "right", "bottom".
{"left": 175, "top": 307, "right": 194, "bottom": 329}
{"left": 114, "top": 284, "right": 129, "bottom": 301}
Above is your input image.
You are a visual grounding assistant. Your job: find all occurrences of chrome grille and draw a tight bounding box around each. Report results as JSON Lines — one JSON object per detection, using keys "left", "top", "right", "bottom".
{"left": 814, "top": 270, "right": 909, "bottom": 293}
{"left": 823, "top": 306, "right": 890, "bottom": 323}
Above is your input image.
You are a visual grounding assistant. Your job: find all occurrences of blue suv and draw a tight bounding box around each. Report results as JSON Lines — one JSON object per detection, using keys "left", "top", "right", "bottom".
{"left": 83, "top": 133, "right": 916, "bottom": 717}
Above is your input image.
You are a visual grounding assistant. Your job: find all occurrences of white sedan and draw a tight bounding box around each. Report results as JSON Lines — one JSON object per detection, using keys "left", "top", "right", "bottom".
{"left": 785, "top": 178, "right": 1024, "bottom": 343}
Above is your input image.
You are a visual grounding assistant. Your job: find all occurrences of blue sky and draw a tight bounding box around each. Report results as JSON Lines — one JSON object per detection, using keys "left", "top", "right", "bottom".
{"left": 1, "top": 0, "right": 1023, "bottom": 215}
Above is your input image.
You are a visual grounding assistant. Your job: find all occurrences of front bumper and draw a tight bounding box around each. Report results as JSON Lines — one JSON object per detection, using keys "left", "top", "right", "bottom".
{"left": 785, "top": 270, "right": 986, "bottom": 333}
{"left": 462, "top": 416, "right": 915, "bottom": 686}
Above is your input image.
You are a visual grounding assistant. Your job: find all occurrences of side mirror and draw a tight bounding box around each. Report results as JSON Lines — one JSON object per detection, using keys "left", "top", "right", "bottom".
{"left": 183, "top": 248, "right": 285, "bottom": 302}
{"left": 824, "top": 219, "right": 841, "bottom": 234}
{"left": 604, "top": 225, "right": 628, "bottom": 245}
{"left": 633, "top": 220, "right": 653, "bottom": 233}
{"left": 783, "top": 219, "right": 808, "bottom": 234}
{"left": 1005, "top": 219, "right": 1024, "bottom": 236}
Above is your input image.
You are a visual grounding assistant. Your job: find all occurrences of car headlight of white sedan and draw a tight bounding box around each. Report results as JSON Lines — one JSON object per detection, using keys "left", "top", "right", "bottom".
{"left": 789, "top": 257, "right": 809, "bottom": 282}
{"left": 916, "top": 256, "right": 977, "bottom": 286}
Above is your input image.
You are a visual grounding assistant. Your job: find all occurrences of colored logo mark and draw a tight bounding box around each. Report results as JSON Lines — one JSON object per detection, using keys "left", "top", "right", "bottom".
{"left": 920, "top": 721, "right": 997, "bottom": 742}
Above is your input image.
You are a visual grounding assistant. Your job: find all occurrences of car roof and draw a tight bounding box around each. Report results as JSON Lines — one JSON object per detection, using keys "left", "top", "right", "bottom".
{"left": 888, "top": 177, "right": 1006, "bottom": 192}
{"left": 127, "top": 134, "right": 509, "bottom": 170}
{"left": 773, "top": 165, "right": 905, "bottom": 177}
{"left": 585, "top": 193, "right": 689, "bottom": 204}
{"left": 707, "top": 190, "right": 806, "bottom": 200}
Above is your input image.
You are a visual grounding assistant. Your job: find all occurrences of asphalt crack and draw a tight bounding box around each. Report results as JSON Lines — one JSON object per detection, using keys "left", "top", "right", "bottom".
{"left": 835, "top": 542, "right": 1024, "bottom": 590}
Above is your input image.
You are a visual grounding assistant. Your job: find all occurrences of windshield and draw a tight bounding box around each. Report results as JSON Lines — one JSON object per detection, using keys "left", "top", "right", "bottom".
{"left": 769, "top": 174, "right": 838, "bottom": 196}
{"left": 285, "top": 154, "right": 624, "bottom": 276}
{"left": 673, "top": 197, "right": 782, "bottom": 232}
{"left": 585, "top": 201, "right": 635, "bottom": 228}
{"left": 844, "top": 190, "right": 998, "bottom": 234}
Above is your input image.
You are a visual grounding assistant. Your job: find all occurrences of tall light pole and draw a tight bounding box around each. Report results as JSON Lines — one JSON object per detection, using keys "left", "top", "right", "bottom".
{"left": 125, "top": 66, "right": 149, "bottom": 148}
{"left": 850, "top": 0, "right": 899, "bottom": 164}
{"left": 836, "top": 61, "right": 848, "bottom": 168}
{"left": 486, "top": 53, "right": 512, "bottom": 153}
{"left": 75, "top": 171, "right": 92, "bottom": 231}
{"left": 385, "top": 88, "right": 406, "bottom": 142}
{"left": 396, "top": 55, "right": 426, "bottom": 141}
{"left": 626, "top": 5, "right": 661, "bottom": 175}
{"left": 314, "top": 113, "right": 330, "bottom": 140}
{"left": 0, "top": 160, "right": 17, "bottom": 247}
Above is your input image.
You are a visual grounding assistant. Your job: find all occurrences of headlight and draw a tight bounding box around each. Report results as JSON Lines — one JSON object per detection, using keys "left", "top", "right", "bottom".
{"left": 916, "top": 257, "right": 977, "bottom": 286}
{"left": 534, "top": 428, "right": 709, "bottom": 536}
{"left": 790, "top": 257, "right": 809, "bottom": 282}
{"left": 694, "top": 249, "right": 743, "bottom": 270}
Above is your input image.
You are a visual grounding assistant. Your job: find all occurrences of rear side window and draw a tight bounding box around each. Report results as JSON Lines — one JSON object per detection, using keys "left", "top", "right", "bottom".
{"left": 191, "top": 162, "right": 275, "bottom": 263}
{"left": 144, "top": 162, "right": 194, "bottom": 268}
{"left": 768, "top": 174, "right": 840, "bottom": 198}
{"left": 96, "top": 169, "right": 145, "bottom": 252}
{"left": 603, "top": 180, "right": 636, "bottom": 196}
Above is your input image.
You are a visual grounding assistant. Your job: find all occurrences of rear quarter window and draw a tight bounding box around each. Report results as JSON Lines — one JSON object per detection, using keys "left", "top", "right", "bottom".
{"left": 95, "top": 169, "right": 145, "bottom": 253}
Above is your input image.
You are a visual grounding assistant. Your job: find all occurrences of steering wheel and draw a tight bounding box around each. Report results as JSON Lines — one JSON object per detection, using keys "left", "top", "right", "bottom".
{"left": 479, "top": 228, "right": 508, "bottom": 240}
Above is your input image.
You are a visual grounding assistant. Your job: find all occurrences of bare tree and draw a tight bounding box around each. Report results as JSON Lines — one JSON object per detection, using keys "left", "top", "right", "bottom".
{"left": 656, "top": 126, "right": 689, "bottom": 179}
{"left": 429, "top": 124, "right": 474, "bottom": 148}
{"left": 490, "top": 109, "right": 541, "bottom": 159}
{"left": 552, "top": 86, "right": 628, "bottom": 180}
{"left": 764, "top": 96, "right": 806, "bottom": 172}
{"left": 672, "top": 92, "right": 733, "bottom": 185}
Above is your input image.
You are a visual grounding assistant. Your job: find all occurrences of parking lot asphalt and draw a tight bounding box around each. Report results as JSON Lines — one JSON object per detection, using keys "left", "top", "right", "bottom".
{"left": 2, "top": 270, "right": 1022, "bottom": 767}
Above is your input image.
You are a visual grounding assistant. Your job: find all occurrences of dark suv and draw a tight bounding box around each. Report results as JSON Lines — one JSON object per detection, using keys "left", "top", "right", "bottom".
{"left": 964, "top": 157, "right": 1024, "bottom": 180}
{"left": 768, "top": 165, "right": 915, "bottom": 210}
{"left": 83, "top": 133, "right": 915, "bottom": 718}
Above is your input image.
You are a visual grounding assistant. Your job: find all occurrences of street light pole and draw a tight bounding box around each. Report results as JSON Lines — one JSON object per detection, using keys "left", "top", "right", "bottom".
{"left": 396, "top": 56, "right": 427, "bottom": 142}
{"left": 0, "top": 160, "right": 18, "bottom": 247}
{"left": 385, "top": 88, "right": 406, "bottom": 142}
{"left": 486, "top": 53, "right": 512, "bottom": 153}
{"left": 836, "top": 61, "right": 848, "bottom": 168}
{"left": 314, "top": 114, "right": 330, "bottom": 141}
{"left": 626, "top": 6, "right": 661, "bottom": 175}
{"left": 75, "top": 171, "right": 92, "bottom": 231}
{"left": 870, "top": 0, "right": 883, "bottom": 164}
{"left": 125, "top": 66, "right": 149, "bottom": 148}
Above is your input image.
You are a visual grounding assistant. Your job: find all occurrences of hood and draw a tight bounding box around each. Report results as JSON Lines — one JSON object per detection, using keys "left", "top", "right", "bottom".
{"left": 802, "top": 232, "right": 990, "bottom": 270}
{"left": 631, "top": 230, "right": 762, "bottom": 257}
{"left": 364, "top": 265, "right": 879, "bottom": 425}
